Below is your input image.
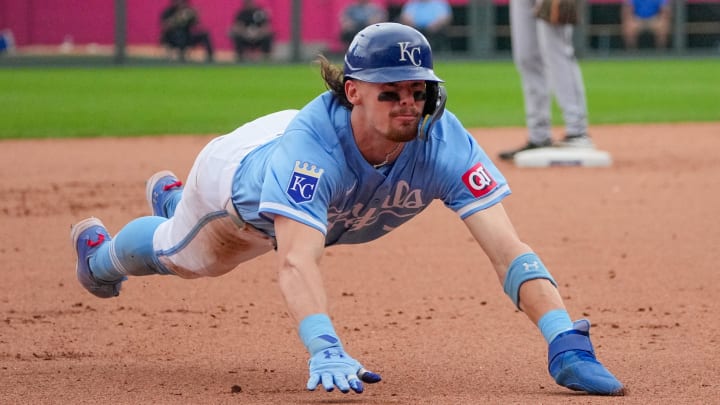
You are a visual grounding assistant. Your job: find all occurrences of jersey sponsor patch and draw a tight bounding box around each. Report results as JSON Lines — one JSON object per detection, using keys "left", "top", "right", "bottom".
{"left": 287, "top": 161, "right": 324, "bottom": 203}
{"left": 462, "top": 162, "right": 497, "bottom": 198}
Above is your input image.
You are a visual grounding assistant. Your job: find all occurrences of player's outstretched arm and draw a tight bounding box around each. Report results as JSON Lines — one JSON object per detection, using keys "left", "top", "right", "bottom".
{"left": 274, "top": 216, "right": 382, "bottom": 393}
{"left": 463, "top": 204, "right": 624, "bottom": 395}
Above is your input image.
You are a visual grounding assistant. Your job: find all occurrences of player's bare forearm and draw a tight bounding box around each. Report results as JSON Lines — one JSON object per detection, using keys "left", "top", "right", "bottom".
{"left": 274, "top": 215, "right": 328, "bottom": 323}
{"left": 277, "top": 259, "right": 327, "bottom": 322}
{"left": 463, "top": 203, "right": 532, "bottom": 277}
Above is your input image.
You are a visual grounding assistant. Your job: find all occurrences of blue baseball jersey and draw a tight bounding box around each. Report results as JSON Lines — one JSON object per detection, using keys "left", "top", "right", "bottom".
{"left": 231, "top": 91, "right": 510, "bottom": 246}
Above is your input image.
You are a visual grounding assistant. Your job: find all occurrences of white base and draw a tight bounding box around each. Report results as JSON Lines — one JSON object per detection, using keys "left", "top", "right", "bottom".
{"left": 514, "top": 147, "right": 612, "bottom": 168}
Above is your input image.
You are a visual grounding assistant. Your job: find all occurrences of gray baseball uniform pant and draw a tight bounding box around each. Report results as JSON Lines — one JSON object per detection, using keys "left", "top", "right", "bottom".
{"left": 510, "top": 0, "right": 588, "bottom": 143}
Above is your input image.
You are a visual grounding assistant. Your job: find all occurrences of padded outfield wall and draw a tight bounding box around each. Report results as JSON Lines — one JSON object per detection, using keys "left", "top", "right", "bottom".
{"left": 0, "top": 0, "right": 470, "bottom": 54}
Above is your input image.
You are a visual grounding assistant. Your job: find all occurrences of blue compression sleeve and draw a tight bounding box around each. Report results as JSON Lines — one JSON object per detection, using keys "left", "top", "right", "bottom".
{"left": 503, "top": 252, "right": 557, "bottom": 309}
{"left": 90, "top": 216, "right": 169, "bottom": 280}
{"left": 299, "top": 314, "right": 342, "bottom": 355}
{"left": 538, "top": 309, "right": 573, "bottom": 344}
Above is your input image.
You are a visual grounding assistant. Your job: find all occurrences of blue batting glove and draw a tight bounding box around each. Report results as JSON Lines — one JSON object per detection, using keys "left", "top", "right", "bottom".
{"left": 299, "top": 314, "right": 382, "bottom": 394}
{"left": 548, "top": 319, "right": 625, "bottom": 395}
{"left": 306, "top": 347, "right": 382, "bottom": 393}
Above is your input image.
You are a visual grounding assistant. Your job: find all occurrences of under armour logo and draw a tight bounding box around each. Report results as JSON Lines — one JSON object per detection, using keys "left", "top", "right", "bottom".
{"left": 322, "top": 349, "right": 346, "bottom": 360}
{"left": 398, "top": 42, "right": 422, "bottom": 66}
{"left": 522, "top": 261, "right": 540, "bottom": 271}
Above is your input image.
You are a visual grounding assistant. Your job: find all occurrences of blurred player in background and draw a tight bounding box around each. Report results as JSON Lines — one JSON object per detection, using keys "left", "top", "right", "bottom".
{"left": 71, "top": 22, "right": 624, "bottom": 396}
{"left": 498, "top": 0, "right": 593, "bottom": 161}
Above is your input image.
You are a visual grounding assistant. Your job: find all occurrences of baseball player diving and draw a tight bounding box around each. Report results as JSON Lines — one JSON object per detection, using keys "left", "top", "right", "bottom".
{"left": 71, "top": 23, "right": 625, "bottom": 396}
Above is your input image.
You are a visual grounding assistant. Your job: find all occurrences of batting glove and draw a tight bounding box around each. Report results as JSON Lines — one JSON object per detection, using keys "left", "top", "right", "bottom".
{"left": 548, "top": 319, "right": 625, "bottom": 395}
{"left": 307, "top": 347, "right": 382, "bottom": 393}
{"left": 299, "top": 314, "right": 381, "bottom": 393}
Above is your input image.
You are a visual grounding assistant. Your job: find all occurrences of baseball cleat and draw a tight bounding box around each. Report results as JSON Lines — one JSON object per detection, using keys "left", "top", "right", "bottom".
{"left": 498, "top": 139, "right": 553, "bottom": 161}
{"left": 146, "top": 170, "right": 183, "bottom": 218}
{"left": 548, "top": 319, "right": 625, "bottom": 395}
{"left": 71, "top": 217, "right": 125, "bottom": 298}
{"left": 554, "top": 134, "right": 594, "bottom": 148}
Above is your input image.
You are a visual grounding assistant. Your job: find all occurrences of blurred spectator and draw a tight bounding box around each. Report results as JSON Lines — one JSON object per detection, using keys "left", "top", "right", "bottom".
{"left": 0, "top": 29, "right": 16, "bottom": 55}
{"left": 229, "top": 0, "right": 275, "bottom": 62}
{"left": 160, "top": 0, "right": 214, "bottom": 62}
{"left": 398, "top": 0, "right": 453, "bottom": 51}
{"left": 339, "top": 0, "right": 388, "bottom": 48}
{"left": 622, "top": 0, "right": 672, "bottom": 49}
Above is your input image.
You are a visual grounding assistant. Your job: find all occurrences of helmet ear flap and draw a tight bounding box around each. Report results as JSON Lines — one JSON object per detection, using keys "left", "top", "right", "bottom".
{"left": 419, "top": 83, "right": 447, "bottom": 139}
{"left": 422, "top": 81, "right": 440, "bottom": 117}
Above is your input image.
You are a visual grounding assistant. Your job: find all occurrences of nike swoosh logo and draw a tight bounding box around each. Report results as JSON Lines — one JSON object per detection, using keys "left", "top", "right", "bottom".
{"left": 345, "top": 181, "right": 357, "bottom": 196}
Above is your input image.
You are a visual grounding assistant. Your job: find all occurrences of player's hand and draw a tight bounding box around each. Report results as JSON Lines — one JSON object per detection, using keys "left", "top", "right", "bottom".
{"left": 306, "top": 347, "right": 382, "bottom": 393}
{"left": 548, "top": 319, "right": 625, "bottom": 395}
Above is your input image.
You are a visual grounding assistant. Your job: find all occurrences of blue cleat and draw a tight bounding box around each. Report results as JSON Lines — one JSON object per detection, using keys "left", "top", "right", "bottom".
{"left": 71, "top": 217, "right": 125, "bottom": 298}
{"left": 548, "top": 319, "right": 625, "bottom": 396}
{"left": 145, "top": 170, "right": 183, "bottom": 218}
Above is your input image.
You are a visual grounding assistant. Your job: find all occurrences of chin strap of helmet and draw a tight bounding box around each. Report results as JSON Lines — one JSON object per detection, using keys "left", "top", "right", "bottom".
{"left": 418, "top": 83, "right": 447, "bottom": 140}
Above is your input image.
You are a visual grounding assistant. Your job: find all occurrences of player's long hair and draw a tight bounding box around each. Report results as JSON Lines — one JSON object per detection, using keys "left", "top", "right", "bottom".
{"left": 317, "top": 55, "right": 353, "bottom": 110}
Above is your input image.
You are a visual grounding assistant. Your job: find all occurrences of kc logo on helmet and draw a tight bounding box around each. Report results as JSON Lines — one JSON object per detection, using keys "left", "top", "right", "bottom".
{"left": 398, "top": 42, "right": 422, "bottom": 66}
{"left": 462, "top": 163, "right": 497, "bottom": 198}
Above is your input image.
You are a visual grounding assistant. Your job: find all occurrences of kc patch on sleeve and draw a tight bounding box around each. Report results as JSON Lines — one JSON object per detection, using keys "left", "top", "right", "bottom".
{"left": 287, "top": 161, "right": 324, "bottom": 203}
{"left": 462, "top": 163, "right": 497, "bottom": 198}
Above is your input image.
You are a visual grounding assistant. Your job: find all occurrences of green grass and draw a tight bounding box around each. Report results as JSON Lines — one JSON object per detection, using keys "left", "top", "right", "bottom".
{"left": 1, "top": 58, "right": 718, "bottom": 139}
{"left": 0, "top": 64, "right": 322, "bottom": 138}
{"left": 442, "top": 58, "right": 720, "bottom": 126}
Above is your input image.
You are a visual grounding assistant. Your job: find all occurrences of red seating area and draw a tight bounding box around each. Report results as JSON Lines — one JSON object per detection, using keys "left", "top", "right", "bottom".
{"left": 1, "top": 0, "right": 717, "bottom": 56}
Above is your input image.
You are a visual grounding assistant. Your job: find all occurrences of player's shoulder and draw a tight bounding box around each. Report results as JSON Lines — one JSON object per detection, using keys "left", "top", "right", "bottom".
{"left": 286, "top": 92, "right": 346, "bottom": 147}
{"left": 429, "top": 110, "right": 474, "bottom": 144}
{"left": 422, "top": 110, "right": 493, "bottom": 168}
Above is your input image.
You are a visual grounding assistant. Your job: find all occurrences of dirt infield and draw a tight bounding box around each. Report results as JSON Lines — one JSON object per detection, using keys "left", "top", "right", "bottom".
{"left": 1, "top": 123, "right": 719, "bottom": 404}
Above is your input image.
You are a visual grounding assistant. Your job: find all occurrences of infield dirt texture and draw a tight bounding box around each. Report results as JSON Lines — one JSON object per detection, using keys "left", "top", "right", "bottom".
{"left": 1, "top": 122, "right": 719, "bottom": 404}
